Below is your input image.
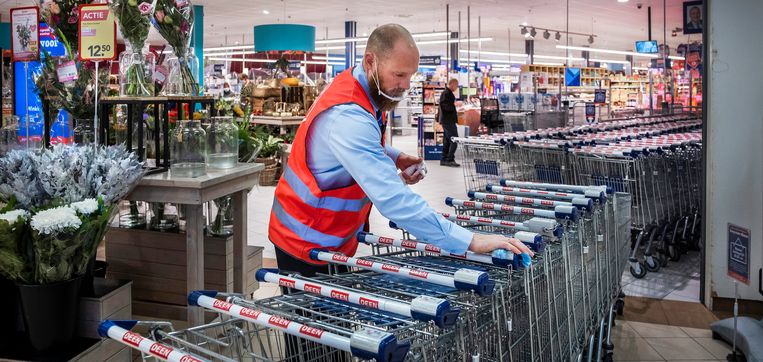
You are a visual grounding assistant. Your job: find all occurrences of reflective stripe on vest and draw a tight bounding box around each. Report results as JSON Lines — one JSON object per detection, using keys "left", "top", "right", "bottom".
{"left": 272, "top": 198, "right": 364, "bottom": 248}
{"left": 282, "top": 165, "right": 370, "bottom": 212}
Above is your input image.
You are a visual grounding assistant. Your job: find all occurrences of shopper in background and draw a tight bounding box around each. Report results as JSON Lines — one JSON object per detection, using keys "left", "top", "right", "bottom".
{"left": 239, "top": 74, "right": 253, "bottom": 105}
{"left": 268, "top": 23, "right": 533, "bottom": 276}
{"left": 439, "top": 78, "right": 460, "bottom": 167}
{"left": 222, "top": 82, "right": 232, "bottom": 97}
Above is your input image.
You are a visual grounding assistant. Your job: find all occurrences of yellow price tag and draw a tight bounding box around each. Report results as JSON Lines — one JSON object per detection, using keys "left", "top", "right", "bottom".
{"left": 78, "top": 4, "right": 116, "bottom": 61}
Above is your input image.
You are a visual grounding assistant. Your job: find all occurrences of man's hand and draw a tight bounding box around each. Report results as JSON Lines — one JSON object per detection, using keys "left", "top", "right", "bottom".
{"left": 396, "top": 152, "right": 425, "bottom": 185}
{"left": 468, "top": 233, "right": 535, "bottom": 256}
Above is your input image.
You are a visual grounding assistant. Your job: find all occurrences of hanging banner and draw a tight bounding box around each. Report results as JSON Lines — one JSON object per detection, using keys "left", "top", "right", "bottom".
{"left": 78, "top": 4, "right": 116, "bottom": 61}
{"left": 10, "top": 7, "right": 40, "bottom": 62}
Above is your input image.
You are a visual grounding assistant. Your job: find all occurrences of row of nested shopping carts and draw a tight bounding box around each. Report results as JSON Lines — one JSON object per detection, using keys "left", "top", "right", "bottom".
{"left": 455, "top": 113, "right": 702, "bottom": 279}
{"left": 97, "top": 179, "right": 630, "bottom": 362}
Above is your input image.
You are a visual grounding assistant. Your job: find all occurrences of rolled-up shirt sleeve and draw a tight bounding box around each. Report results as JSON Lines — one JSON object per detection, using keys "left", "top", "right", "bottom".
{"left": 326, "top": 108, "right": 473, "bottom": 253}
{"left": 384, "top": 145, "right": 401, "bottom": 163}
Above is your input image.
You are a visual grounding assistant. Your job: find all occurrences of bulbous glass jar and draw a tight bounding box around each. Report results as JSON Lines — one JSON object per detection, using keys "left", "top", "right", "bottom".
{"left": 119, "top": 50, "right": 156, "bottom": 97}
{"left": 19, "top": 113, "right": 43, "bottom": 150}
{"left": 205, "top": 116, "right": 238, "bottom": 169}
{"left": 73, "top": 119, "right": 94, "bottom": 145}
{"left": 162, "top": 49, "right": 199, "bottom": 96}
{"left": 0, "top": 115, "right": 21, "bottom": 154}
{"left": 170, "top": 119, "right": 207, "bottom": 178}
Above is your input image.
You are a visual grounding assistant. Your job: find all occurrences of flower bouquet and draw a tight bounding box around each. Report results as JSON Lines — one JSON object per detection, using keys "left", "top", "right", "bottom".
{"left": 0, "top": 144, "right": 143, "bottom": 351}
{"left": 111, "top": 0, "right": 156, "bottom": 96}
{"left": 36, "top": 0, "right": 110, "bottom": 123}
{"left": 152, "top": 0, "right": 198, "bottom": 95}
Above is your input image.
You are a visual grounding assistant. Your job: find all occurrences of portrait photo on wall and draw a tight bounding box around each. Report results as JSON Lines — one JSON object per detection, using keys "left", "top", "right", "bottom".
{"left": 683, "top": 1, "right": 703, "bottom": 34}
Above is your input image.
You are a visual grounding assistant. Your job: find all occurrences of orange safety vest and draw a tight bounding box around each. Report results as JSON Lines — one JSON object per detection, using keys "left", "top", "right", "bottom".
{"left": 268, "top": 68, "right": 386, "bottom": 264}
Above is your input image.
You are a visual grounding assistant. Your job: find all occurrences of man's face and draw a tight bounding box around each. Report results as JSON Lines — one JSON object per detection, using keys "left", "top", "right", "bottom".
{"left": 690, "top": 7, "right": 701, "bottom": 22}
{"left": 366, "top": 40, "right": 420, "bottom": 111}
{"left": 449, "top": 81, "right": 459, "bottom": 92}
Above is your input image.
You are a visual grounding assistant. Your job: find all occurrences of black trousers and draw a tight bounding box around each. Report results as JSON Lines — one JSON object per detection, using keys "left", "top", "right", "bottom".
{"left": 441, "top": 122, "right": 459, "bottom": 162}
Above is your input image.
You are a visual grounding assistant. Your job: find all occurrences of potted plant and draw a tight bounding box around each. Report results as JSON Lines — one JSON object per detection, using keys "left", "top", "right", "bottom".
{"left": 0, "top": 145, "right": 143, "bottom": 352}
{"left": 251, "top": 126, "right": 284, "bottom": 186}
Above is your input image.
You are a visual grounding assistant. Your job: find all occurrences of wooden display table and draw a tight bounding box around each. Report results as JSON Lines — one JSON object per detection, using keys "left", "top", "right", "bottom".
{"left": 251, "top": 115, "right": 304, "bottom": 134}
{"left": 110, "top": 163, "right": 263, "bottom": 326}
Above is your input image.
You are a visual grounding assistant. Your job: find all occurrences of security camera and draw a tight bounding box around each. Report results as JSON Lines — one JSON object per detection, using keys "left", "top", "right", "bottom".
{"left": 637, "top": 3, "right": 643, "bottom": 9}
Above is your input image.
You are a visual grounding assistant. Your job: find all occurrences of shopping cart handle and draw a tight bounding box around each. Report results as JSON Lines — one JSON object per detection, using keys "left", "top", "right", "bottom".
{"left": 514, "top": 231, "right": 545, "bottom": 253}
{"left": 97, "top": 320, "right": 138, "bottom": 338}
{"left": 572, "top": 197, "right": 594, "bottom": 211}
{"left": 255, "top": 268, "right": 281, "bottom": 282}
{"left": 445, "top": 197, "right": 454, "bottom": 206}
{"left": 388, "top": 220, "right": 400, "bottom": 229}
{"left": 187, "top": 290, "right": 219, "bottom": 306}
{"left": 351, "top": 328, "right": 411, "bottom": 362}
{"left": 554, "top": 205, "right": 578, "bottom": 221}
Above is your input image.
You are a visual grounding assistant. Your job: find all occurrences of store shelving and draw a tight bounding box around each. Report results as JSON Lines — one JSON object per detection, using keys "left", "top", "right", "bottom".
{"left": 609, "top": 75, "right": 649, "bottom": 111}
{"left": 520, "top": 64, "right": 610, "bottom": 89}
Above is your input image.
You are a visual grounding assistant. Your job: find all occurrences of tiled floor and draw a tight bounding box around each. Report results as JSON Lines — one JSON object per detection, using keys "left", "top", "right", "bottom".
{"left": 247, "top": 133, "right": 726, "bottom": 361}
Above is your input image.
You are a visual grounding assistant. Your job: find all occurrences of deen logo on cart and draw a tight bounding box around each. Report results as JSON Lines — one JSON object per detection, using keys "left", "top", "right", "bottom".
{"left": 356, "top": 259, "right": 374, "bottom": 268}
{"left": 359, "top": 297, "right": 380, "bottom": 309}
{"left": 382, "top": 264, "right": 401, "bottom": 272}
{"left": 212, "top": 299, "right": 233, "bottom": 312}
{"left": 180, "top": 356, "right": 204, "bottom": 362}
{"left": 149, "top": 343, "right": 174, "bottom": 359}
{"left": 299, "top": 325, "right": 325, "bottom": 339}
{"left": 332, "top": 254, "right": 349, "bottom": 262}
{"left": 304, "top": 283, "right": 322, "bottom": 294}
{"left": 409, "top": 269, "right": 429, "bottom": 279}
{"left": 377, "top": 236, "right": 395, "bottom": 245}
{"left": 239, "top": 308, "right": 261, "bottom": 319}
{"left": 330, "top": 290, "right": 350, "bottom": 301}
{"left": 279, "top": 278, "right": 296, "bottom": 289}
{"left": 268, "top": 316, "right": 292, "bottom": 329}
{"left": 122, "top": 331, "right": 144, "bottom": 347}
{"left": 401, "top": 240, "right": 418, "bottom": 249}
{"left": 425, "top": 244, "right": 441, "bottom": 253}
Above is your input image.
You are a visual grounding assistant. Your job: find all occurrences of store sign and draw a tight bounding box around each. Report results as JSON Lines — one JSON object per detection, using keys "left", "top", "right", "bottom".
{"left": 419, "top": 56, "right": 441, "bottom": 66}
{"left": 565, "top": 67, "right": 581, "bottom": 87}
{"left": 10, "top": 7, "right": 40, "bottom": 62}
{"left": 594, "top": 89, "right": 607, "bottom": 104}
{"left": 78, "top": 4, "right": 116, "bottom": 61}
{"left": 727, "top": 223, "right": 750, "bottom": 285}
{"left": 585, "top": 102, "right": 596, "bottom": 123}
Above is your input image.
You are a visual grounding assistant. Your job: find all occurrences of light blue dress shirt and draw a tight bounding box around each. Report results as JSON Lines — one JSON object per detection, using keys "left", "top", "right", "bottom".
{"left": 304, "top": 64, "right": 473, "bottom": 253}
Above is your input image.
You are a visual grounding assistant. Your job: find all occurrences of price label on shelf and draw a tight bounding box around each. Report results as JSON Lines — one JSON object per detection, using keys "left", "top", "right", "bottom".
{"left": 78, "top": 4, "right": 116, "bottom": 61}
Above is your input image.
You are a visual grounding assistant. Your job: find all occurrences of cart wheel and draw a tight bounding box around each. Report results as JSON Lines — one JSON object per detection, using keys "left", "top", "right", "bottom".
{"left": 603, "top": 352, "right": 614, "bottom": 362}
{"left": 668, "top": 244, "right": 681, "bottom": 261}
{"left": 645, "top": 257, "right": 661, "bottom": 272}
{"left": 630, "top": 263, "right": 647, "bottom": 278}
{"left": 660, "top": 252, "right": 670, "bottom": 267}
{"left": 615, "top": 299, "right": 625, "bottom": 315}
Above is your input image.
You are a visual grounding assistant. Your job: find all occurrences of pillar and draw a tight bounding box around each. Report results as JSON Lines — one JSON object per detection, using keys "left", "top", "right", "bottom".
{"left": 191, "top": 5, "right": 204, "bottom": 93}
{"left": 344, "top": 21, "right": 356, "bottom": 69}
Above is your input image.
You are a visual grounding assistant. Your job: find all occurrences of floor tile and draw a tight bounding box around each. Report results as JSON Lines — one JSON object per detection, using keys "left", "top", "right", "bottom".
{"left": 663, "top": 291, "right": 700, "bottom": 303}
{"left": 692, "top": 337, "right": 732, "bottom": 360}
{"left": 612, "top": 337, "right": 665, "bottom": 361}
{"left": 680, "top": 327, "right": 713, "bottom": 339}
{"left": 645, "top": 337, "right": 716, "bottom": 360}
{"left": 629, "top": 321, "right": 689, "bottom": 338}
{"left": 610, "top": 320, "right": 640, "bottom": 339}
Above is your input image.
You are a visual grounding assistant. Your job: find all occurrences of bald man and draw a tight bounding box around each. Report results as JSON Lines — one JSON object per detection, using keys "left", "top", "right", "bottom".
{"left": 268, "top": 24, "right": 533, "bottom": 275}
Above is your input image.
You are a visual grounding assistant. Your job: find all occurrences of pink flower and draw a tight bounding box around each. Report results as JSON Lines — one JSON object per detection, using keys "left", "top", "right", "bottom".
{"left": 154, "top": 10, "right": 165, "bottom": 23}
{"left": 68, "top": 15, "right": 78, "bottom": 24}
{"left": 180, "top": 21, "right": 189, "bottom": 34}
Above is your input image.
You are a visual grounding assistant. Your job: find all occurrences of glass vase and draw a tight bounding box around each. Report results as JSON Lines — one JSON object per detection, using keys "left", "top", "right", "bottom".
{"left": 206, "top": 116, "right": 238, "bottom": 169}
{"left": 19, "top": 113, "right": 43, "bottom": 150}
{"left": 149, "top": 202, "right": 179, "bottom": 232}
{"left": 208, "top": 196, "right": 234, "bottom": 237}
{"left": 162, "top": 50, "right": 199, "bottom": 96}
{"left": 119, "top": 50, "right": 156, "bottom": 97}
{"left": 0, "top": 115, "right": 21, "bottom": 155}
{"left": 73, "top": 119, "right": 94, "bottom": 145}
{"left": 119, "top": 200, "right": 147, "bottom": 229}
{"left": 171, "top": 119, "right": 207, "bottom": 178}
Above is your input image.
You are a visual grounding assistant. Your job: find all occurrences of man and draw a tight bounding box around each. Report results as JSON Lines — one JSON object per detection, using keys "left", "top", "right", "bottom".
{"left": 268, "top": 24, "right": 533, "bottom": 276}
{"left": 439, "top": 78, "right": 460, "bottom": 167}
{"left": 685, "top": 6, "right": 702, "bottom": 32}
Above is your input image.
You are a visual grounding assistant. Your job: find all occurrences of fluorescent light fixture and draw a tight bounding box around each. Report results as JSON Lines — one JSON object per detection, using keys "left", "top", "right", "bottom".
{"left": 262, "top": 10, "right": 269, "bottom": 14}
{"left": 590, "top": 58, "right": 631, "bottom": 64}
{"left": 204, "top": 51, "right": 258, "bottom": 57}
{"left": 418, "top": 65, "right": 439, "bottom": 69}
{"left": 534, "top": 61, "right": 564, "bottom": 66}
{"left": 302, "top": 60, "right": 345, "bottom": 66}
{"left": 633, "top": 67, "right": 648, "bottom": 70}
{"left": 668, "top": 55, "right": 685, "bottom": 60}
{"left": 416, "top": 37, "right": 492, "bottom": 45}
{"left": 535, "top": 54, "right": 584, "bottom": 61}
{"left": 204, "top": 45, "right": 251, "bottom": 52}
{"left": 207, "top": 57, "right": 276, "bottom": 63}
{"left": 459, "top": 49, "right": 528, "bottom": 58}
{"left": 315, "top": 45, "right": 351, "bottom": 51}
{"left": 316, "top": 31, "right": 451, "bottom": 44}
{"left": 618, "top": 0, "right": 629, "bottom": 2}
{"left": 459, "top": 57, "right": 525, "bottom": 65}
{"left": 556, "top": 45, "right": 658, "bottom": 58}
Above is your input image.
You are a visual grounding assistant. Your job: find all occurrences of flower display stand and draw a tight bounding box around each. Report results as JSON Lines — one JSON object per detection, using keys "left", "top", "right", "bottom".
{"left": 103, "top": 163, "right": 264, "bottom": 326}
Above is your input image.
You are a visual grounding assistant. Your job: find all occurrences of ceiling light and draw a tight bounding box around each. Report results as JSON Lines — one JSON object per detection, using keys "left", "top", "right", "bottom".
{"left": 543, "top": 30, "right": 550, "bottom": 39}
{"left": 617, "top": 0, "right": 629, "bottom": 2}
{"left": 588, "top": 35, "right": 594, "bottom": 44}
{"left": 556, "top": 45, "right": 658, "bottom": 58}
{"left": 204, "top": 45, "right": 251, "bottom": 52}
{"left": 262, "top": 10, "right": 269, "bottom": 14}
{"left": 535, "top": 54, "right": 585, "bottom": 61}
{"left": 590, "top": 58, "right": 630, "bottom": 64}
{"left": 530, "top": 28, "right": 537, "bottom": 38}
{"left": 520, "top": 27, "right": 527, "bottom": 36}
{"left": 555, "top": 32, "right": 561, "bottom": 41}
{"left": 534, "top": 62, "right": 564, "bottom": 66}
{"left": 416, "top": 37, "right": 493, "bottom": 45}
{"left": 521, "top": 22, "right": 528, "bottom": 26}
{"left": 459, "top": 49, "right": 528, "bottom": 58}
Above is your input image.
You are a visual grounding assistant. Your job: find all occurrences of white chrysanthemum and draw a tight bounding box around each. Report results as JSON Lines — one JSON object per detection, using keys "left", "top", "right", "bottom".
{"left": 30, "top": 206, "right": 82, "bottom": 235}
{"left": 70, "top": 198, "right": 99, "bottom": 215}
{"left": 0, "top": 209, "right": 30, "bottom": 224}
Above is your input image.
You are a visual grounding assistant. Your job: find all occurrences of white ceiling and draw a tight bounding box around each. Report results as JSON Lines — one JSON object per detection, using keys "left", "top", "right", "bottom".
{"left": 0, "top": 0, "right": 702, "bottom": 63}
